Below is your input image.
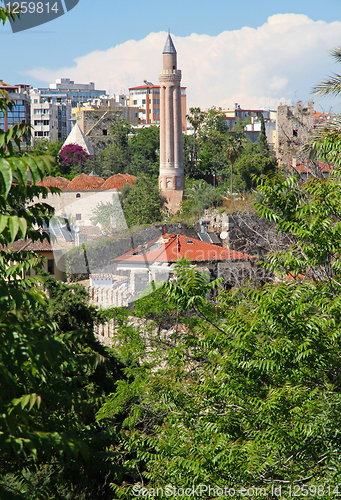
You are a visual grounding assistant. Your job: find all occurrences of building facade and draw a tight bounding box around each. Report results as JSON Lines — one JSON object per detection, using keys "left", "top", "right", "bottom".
{"left": 222, "top": 103, "right": 270, "bottom": 131}
{"left": 30, "top": 89, "right": 72, "bottom": 144}
{"left": 129, "top": 82, "right": 187, "bottom": 132}
{"left": 39, "top": 78, "right": 108, "bottom": 108}
{"left": 0, "top": 81, "right": 31, "bottom": 144}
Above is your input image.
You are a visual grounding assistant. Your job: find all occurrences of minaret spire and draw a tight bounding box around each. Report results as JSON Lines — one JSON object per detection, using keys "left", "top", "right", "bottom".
{"left": 159, "top": 32, "right": 184, "bottom": 213}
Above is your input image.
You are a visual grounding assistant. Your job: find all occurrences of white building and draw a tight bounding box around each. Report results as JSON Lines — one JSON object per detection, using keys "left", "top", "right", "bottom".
{"left": 30, "top": 91, "right": 59, "bottom": 144}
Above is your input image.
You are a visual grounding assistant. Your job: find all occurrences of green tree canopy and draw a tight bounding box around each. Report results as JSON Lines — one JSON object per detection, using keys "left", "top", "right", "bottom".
{"left": 120, "top": 176, "right": 166, "bottom": 226}
{"left": 96, "top": 170, "right": 341, "bottom": 498}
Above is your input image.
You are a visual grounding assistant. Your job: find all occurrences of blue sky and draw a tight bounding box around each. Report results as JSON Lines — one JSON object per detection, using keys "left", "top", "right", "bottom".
{"left": 1, "top": 0, "right": 341, "bottom": 110}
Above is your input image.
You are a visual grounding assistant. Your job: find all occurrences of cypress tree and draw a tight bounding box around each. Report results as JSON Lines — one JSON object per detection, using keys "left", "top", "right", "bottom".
{"left": 257, "top": 114, "right": 268, "bottom": 153}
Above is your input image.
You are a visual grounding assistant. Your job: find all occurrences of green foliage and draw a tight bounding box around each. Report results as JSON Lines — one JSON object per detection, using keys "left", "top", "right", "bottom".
{"left": 257, "top": 115, "right": 268, "bottom": 153}
{"left": 95, "top": 172, "right": 341, "bottom": 498}
{"left": 0, "top": 75, "right": 126, "bottom": 499}
{"left": 312, "top": 46, "right": 341, "bottom": 97}
{"left": 120, "top": 176, "right": 166, "bottom": 226}
{"left": 31, "top": 139, "right": 63, "bottom": 163}
{"left": 129, "top": 125, "right": 160, "bottom": 178}
{"left": 233, "top": 141, "right": 277, "bottom": 191}
{"left": 91, "top": 193, "right": 126, "bottom": 233}
{"left": 180, "top": 179, "right": 223, "bottom": 217}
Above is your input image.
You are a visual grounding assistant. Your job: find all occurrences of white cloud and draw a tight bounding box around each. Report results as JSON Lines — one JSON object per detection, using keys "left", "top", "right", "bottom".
{"left": 27, "top": 14, "right": 341, "bottom": 111}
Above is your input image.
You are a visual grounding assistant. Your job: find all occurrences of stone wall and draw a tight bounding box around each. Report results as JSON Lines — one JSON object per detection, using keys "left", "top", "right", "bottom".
{"left": 88, "top": 282, "right": 131, "bottom": 309}
{"left": 276, "top": 100, "right": 314, "bottom": 167}
{"left": 76, "top": 109, "right": 123, "bottom": 154}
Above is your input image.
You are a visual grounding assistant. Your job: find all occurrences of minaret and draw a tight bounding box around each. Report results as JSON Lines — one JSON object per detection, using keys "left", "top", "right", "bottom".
{"left": 159, "top": 32, "right": 184, "bottom": 213}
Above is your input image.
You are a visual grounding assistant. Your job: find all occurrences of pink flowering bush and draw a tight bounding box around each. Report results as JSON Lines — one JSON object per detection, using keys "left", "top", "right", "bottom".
{"left": 58, "top": 144, "right": 91, "bottom": 175}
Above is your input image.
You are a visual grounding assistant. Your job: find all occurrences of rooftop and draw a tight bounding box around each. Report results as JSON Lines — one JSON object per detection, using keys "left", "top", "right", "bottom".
{"left": 113, "top": 233, "right": 253, "bottom": 265}
{"left": 101, "top": 174, "right": 136, "bottom": 190}
{"left": 65, "top": 173, "right": 105, "bottom": 191}
{"left": 37, "top": 176, "right": 70, "bottom": 190}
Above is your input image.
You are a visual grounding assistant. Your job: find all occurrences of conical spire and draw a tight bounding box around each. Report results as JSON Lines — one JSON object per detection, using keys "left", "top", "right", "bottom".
{"left": 163, "top": 32, "right": 176, "bottom": 54}
{"left": 62, "top": 122, "right": 94, "bottom": 156}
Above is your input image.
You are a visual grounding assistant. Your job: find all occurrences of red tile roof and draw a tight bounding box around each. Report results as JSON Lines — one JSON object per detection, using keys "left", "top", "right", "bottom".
{"left": 37, "top": 176, "right": 70, "bottom": 190}
{"left": 291, "top": 160, "right": 331, "bottom": 173}
{"left": 65, "top": 173, "right": 105, "bottom": 191}
{"left": 101, "top": 173, "right": 136, "bottom": 190}
{"left": 9, "top": 238, "right": 53, "bottom": 253}
{"left": 113, "top": 233, "right": 253, "bottom": 264}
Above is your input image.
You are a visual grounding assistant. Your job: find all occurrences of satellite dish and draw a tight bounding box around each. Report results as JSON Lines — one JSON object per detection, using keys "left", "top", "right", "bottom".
{"left": 220, "top": 231, "right": 228, "bottom": 240}
{"left": 73, "top": 225, "right": 80, "bottom": 233}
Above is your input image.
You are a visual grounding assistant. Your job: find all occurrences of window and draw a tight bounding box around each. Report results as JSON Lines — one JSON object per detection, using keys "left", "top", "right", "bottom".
{"left": 34, "top": 99, "right": 38, "bottom": 104}
{"left": 102, "top": 129, "right": 107, "bottom": 136}
{"left": 76, "top": 193, "right": 81, "bottom": 198}
{"left": 76, "top": 214, "right": 82, "bottom": 220}
{"left": 142, "top": 99, "right": 146, "bottom": 104}
{"left": 47, "top": 259, "right": 54, "bottom": 275}
{"left": 43, "top": 132, "right": 49, "bottom": 136}
{"left": 133, "top": 100, "right": 137, "bottom": 105}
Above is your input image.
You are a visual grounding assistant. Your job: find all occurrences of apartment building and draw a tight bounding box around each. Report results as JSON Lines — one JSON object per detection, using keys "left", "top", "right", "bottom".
{"left": 222, "top": 103, "right": 270, "bottom": 131}
{"left": 30, "top": 91, "right": 60, "bottom": 144}
{"left": 30, "top": 89, "right": 72, "bottom": 143}
{"left": 0, "top": 80, "right": 30, "bottom": 144}
{"left": 39, "top": 78, "right": 108, "bottom": 107}
{"left": 129, "top": 81, "right": 187, "bottom": 132}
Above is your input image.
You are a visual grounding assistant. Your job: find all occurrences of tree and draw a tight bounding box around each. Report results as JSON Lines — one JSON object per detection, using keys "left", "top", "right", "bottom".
{"left": 180, "top": 179, "right": 223, "bottom": 217}
{"left": 31, "top": 138, "right": 63, "bottom": 163}
{"left": 312, "top": 46, "right": 341, "bottom": 97}
{"left": 233, "top": 140, "right": 277, "bottom": 191}
{"left": 91, "top": 193, "right": 126, "bottom": 233}
{"left": 120, "top": 177, "right": 166, "bottom": 227}
{"left": 129, "top": 125, "right": 160, "bottom": 178}
{"left": 223, "top": 132, "right": 245, "bottom": 194}
{"left": 0, "top": 72, "right": 126, "bottom": 498}
{"left": 257, "top": 115, "right": 268, "bottom": 153}
{"left": 97, "top": 172, "right": 341, "bottom": 498}
{"left": 186, "top": 107, "right": 205, "bottom": 173}
{"left": 58, "top": 143, "right": 91, "bottom": 177}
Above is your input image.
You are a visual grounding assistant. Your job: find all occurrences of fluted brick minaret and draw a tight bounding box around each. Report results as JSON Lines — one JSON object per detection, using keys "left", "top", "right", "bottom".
{"left": 159, "top": 32, "right": 184, "bottom": 213}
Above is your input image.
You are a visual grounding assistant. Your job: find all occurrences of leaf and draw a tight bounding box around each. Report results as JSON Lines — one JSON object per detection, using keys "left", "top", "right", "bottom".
{"left": 0, "top": 158, "right": 13, "bottom": 197}
{"left": 0, "top": 214, "right": 8, "bottom": 233}
{"left": 8, "top": 215, "right": 19, "bottom": 241}
{"left": 18, "top": 217, "right": 27, "bottom": 239}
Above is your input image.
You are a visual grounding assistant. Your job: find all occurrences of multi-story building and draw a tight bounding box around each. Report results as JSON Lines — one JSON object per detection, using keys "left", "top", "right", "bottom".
{"left": 30, "top": 91, "right": 59, "bottom": 144}
{"left": 245, "top": 117, "right": 276, "bottom": 148}
{"left": 129, "top": 81, "right": 187, "bottom": 132}
{"left": 0, "top": 80, "right": 30, "bottom": 143}
{"left": 39, "top": 78, "right": 108, "bottom": 108}
{"left": 30, "top": 89, "right": 72, "bottom": 143}
{"left": 221, "top": 103, "right": 270, "bottom": 131}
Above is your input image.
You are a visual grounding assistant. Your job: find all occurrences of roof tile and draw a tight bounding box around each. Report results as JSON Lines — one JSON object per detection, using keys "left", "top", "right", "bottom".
{"left": 113, "top": 233, "right": 253, "bottom": 264}
{"left": 65, "top": 173, "right": 105, "bottom": 191}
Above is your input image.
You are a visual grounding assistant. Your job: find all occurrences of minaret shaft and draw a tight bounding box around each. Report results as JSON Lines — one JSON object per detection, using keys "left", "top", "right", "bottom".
{"left": 159, "top": 33, "right": 184, "bottom": 213}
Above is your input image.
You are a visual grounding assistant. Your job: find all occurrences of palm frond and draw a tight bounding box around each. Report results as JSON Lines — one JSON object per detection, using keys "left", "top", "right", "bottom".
{"left": 329, "top": 46, "right": 341, "bottom": 64}
{"left": 312, "top": 74, "right": 341, "bottom": 97}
